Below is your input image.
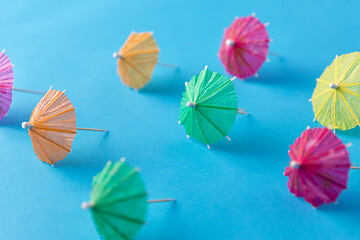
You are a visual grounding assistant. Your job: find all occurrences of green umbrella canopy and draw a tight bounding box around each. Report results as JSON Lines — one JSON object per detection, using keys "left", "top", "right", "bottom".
{"left": 311, "top": 52, "right": 360, "bottom": 131}
{"left": 179, "top": 66, "right": 241, "bottom": 148}
{"left": 82, "top": 159, "right": 148, "bottom": 240}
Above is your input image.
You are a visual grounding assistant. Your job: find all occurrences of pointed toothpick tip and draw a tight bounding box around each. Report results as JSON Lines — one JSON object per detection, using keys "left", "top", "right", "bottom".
{"left": 207, "top": 145, "right": 211, "bottom": 150}
{"left": 264, "top": 22, "right": 269, "bottom": 27}
{"left": 1, "top": 49, "right": 5, "bottom": 53}
{"left": 251, "top": 12, "right": 256, "bottom": 16}
{"left": 187, "top": 135, "right": 190, "bottom": 139}
{"left": 270, "top": 39, "right": 274, "bottom": 42}
{"left": 12, "top": 64, "right": 14, "bottom": 68}
{"left": 309, "top": 99, "right": 312, "bottom": 102}
{"left": 226, "top": 136, "right": 231, "bottom": 141}
{"left": 178, "top": 121, "right": 180, "bottom": 124}
{"left": 306, "top": 126, "right": 310, "bottom": 130}
{"left": 254, "top": 73, "right": 259, "bottom": 78}
{"left": 313, "top": 118, "right": 316, "bottom": 122}
{"left": 345, "top": 142, "right": 352, "bottom": 148}
{"left": 266, "top": 59, "right": 270, "bottom": 62}
{"left": 335, "top": 55, "right": 338, "bottom": 59}
{"left": 230, "top": 76, "right": 236, "bottom": 81}
{"left": 185, "top": 81, "right": 188, "bottom": 86}
{"left": 120, "top": 157, "right": 126, "bottom": 162}
{"left": 204, "top": 65, "right": 208, "bottom": 70}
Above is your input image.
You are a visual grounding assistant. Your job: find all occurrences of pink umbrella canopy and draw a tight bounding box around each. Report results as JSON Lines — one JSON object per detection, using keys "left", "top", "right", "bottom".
{"left": 284, "top": 127, "right": 351, "bottom": 208}
{"left": 0, "top": 50, "right": 14, "bottom": 120}
{"left": 219, "top": 14, "right": 269, "bottom": 79}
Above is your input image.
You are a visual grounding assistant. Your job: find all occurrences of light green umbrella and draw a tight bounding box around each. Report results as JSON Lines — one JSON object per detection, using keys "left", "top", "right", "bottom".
{"left": 179, "top": 66, "right": 247, "bottom": 149}
{"left": 310, "top": 52, "right": 360, "bottom": 131}
{"left": 82, "top": 159, "right": 174, "bottom": 240}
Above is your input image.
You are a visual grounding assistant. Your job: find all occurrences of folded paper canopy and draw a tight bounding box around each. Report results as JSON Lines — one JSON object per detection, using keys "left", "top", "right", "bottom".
{"left": 22, "top": 87, "right": 107, "bottom": 165}
{"left": 82, "top": 159, "right": 148, "bottom": 240}
{"left": 179, "top": 66, "right": 245, "bottom": 148}
{"left": 218, "top": 14, "right": 269, "bottom": 79}
{"left": 311, "top": 52, "right": 360, "bottom": 131}
{"left": 113, "top": 32, "right": 159, "bottom": 90}
{"left": 284, "top": 127, "right": 351, "bottom": 208}
{"left": 0, "top": 49, "right": 14, "bottom": 120}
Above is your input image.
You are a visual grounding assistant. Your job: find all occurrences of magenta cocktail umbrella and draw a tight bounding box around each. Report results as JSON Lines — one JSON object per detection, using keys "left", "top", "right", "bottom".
{"left": 0, "top": 49, "right": 45, "bottom": 120}
{"left": 219, "top": 14, "right": 270, "bottom": 79}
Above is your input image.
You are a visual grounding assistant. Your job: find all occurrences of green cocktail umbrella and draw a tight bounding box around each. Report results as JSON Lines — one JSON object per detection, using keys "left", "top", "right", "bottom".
{"left": 82, "top": 159, "right": 175, "bottom": 240}
{"left": 310, "top": 52, "right": 360, "bottom": 131}
{"left": 179, "top": 66, "right": 247, "bottom": 149}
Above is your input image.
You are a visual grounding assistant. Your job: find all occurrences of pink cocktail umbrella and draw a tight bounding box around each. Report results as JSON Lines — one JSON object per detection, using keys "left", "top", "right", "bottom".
{"left": 0, "top": 49, "right": 14, "bottom": 120}
{"left": 284, "top": 127, "right": 355, "bottom": 208}
{"left": 219, "top": 13, "right": 270, "bottom": 79}
{"left": 0, "top": 49, "right": 45, "bottom": 120}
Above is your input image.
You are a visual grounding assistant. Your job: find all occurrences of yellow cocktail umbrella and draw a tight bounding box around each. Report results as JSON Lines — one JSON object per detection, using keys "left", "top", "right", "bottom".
{"left": 310, "top": 52, "right": 360, "bottom": 131}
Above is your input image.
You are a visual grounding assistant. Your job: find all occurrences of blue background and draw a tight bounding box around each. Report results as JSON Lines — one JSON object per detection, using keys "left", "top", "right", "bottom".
{"left": 1, "top": 0, "right": 360, "bottom": 239}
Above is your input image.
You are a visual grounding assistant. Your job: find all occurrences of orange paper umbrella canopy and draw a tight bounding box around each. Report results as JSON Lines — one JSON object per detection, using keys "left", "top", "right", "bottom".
{"left": 23, "top": 88, "right": 76, "bottom": 165}
{"left": 114, "top": 32, "right": 159, "bottom": 89}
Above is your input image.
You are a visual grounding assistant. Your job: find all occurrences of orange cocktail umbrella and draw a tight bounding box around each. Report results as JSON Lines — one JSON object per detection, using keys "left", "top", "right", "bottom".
{"left": 113, "top": 32, "right": 159, "bottom": 89}
{"left": 22, "top": 87, "right": 107, "bottom": 166}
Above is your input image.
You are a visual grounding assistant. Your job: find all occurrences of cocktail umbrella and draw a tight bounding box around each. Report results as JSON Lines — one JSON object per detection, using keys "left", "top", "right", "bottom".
{"left": 179, "top": 66, "right": 248, "bottom": 149}
{"left": 284, "top": 127, "right": 360, "bottom": 208}
{"left": 218, "top": 13, "right": 270, "bottom": 79}
{"left": 310, "top": 52, "right": 360, "bottom": 131}
{"left": 113, "top": 32, "right": 176, "bottom": 90}
{"left": 0, "top": 49, "right": 44, "bottom": 120}
{"left": 21, "top": 87, "right": 108, "bottom": 166}
{"left": 81, "top": 159, "right": 175, "bottom": 240}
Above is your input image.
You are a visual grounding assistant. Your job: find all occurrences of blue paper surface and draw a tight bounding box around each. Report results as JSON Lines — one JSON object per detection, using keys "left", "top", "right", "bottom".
{"left": 1, "top": 0, "right": 360, "bottom": 239}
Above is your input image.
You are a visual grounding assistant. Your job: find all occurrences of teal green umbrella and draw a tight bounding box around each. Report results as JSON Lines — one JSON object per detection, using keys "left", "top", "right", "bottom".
{"left": 179, "top": 66, "right": 246, "bottom": 149}
{"left": 82, "top": 159, "right": 175, "bottom": 240}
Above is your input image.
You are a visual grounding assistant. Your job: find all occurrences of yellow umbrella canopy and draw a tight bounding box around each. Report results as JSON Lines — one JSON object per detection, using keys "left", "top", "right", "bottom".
{"left": 311, "top": 52, "right": 360, "bottom": 131}
{"left": 113, "top": 32, "right": 159, "bottom": 90}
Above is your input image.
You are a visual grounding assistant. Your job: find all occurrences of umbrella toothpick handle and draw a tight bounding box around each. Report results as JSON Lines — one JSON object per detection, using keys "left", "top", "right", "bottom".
{"left": 148, "top": 199, "right": 176, "bottom": 203}
{"left": 77, "top": 127, "right": 109, "bottom": 132}
{"left": 237, "top": 108, "right": 249, "bottom": 114}
{"left": 350, "top": 166, "right": 360, "bottom": 169}
{"left": 12, "top": 87, "right": 46, "bottom": 95}
{"left": 157, "top": 61, "right": 178, "bottom": 69}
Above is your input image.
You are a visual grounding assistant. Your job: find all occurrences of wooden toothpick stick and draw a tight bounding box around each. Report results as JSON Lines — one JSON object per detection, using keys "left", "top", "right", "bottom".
{"left": 77, "top": 127, "right": 109, "bottom": 132}
{"left": 148, "top": 199, "right": 176, "bottom": 203}
{"left": 12, "top": 87, "right": 46, "bottom": 95}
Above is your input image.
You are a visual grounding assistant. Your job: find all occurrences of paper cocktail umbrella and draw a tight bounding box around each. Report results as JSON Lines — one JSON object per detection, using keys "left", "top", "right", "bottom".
{"left": 179, "top": 66, "right": 247, "bottom": 149}
{"left": 113, "top": 32, "right": 176, "bottom": 90}
{"left": 21, "top": 87, "right": 108, "bottom": 166}
{"left": 284, "top": 127, "right": 360, "bottom": 208}
{"left": 0, "top": 49, "right": 44, "bottom": 120}
{"left": 218, "top": 13, "right": 270, "bottom": 79}
{"left": 310, "top": 52, "right": 360, "bottom": 131}
{"left": 81, "top": 159, "right": 175, "bottom": 240}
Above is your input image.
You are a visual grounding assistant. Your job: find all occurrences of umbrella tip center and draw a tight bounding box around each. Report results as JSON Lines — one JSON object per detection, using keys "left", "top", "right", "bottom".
{"left": 113, "top": 52, "right": 123, "bottom": 59}
{"left": 186, "top": 101, "right": 196, "bottom": 108}
{"left": 290, "top": 160, "right": 301, "bottom": 169}
{"left": 225, "top": 39, "right": 235, "bottom": 47}
{"left": 21, "top": 122, "right": 33, "bottom": 129}
{"left": 329, "top": 83, "right": 339, "bottom": 89}
{"left": 81, "top": 201, "right": 94, "bottom": 210}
